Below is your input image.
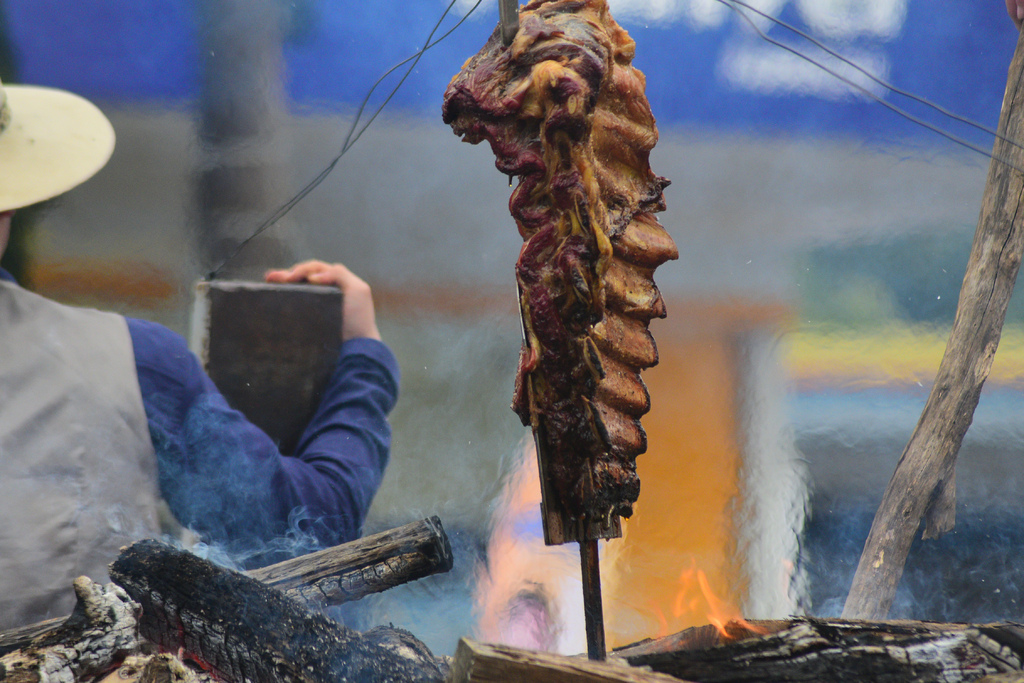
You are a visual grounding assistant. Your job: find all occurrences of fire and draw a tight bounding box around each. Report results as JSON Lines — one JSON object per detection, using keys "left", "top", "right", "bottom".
{"left": 473, "top": 438, "right": 584, "bottom": 654}
{"left": 671, "top": 560, "right": 767, "bottom": 640}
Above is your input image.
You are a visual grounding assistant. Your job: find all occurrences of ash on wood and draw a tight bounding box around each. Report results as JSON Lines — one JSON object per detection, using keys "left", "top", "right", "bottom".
{"left": 0, "top": 577, "right": 143, "bottom": 683}
{"left": 248, "top": 516, "right": 454, "bottom": 607}
{"left": 109, "top": 539, "right": 447, "bottom": 683}
{"left": 190, "top": 280, "right": 342, "bottom": 455}
{"left": 615, "top": 617, "right": 1024, "bottom": 683}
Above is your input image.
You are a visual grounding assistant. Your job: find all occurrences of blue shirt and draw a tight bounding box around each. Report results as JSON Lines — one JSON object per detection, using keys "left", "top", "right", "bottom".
{"left": 0, "top": 269, "right": 399, "bottom": 566}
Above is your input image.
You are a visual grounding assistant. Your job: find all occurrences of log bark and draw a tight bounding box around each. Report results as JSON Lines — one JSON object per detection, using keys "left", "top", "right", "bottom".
{"left": 247, "top": 516, "right": 454, "bottom": 606}
{"left": 448, "top": 639, "right": 685, "bottom": 683}
{"left": 0, "top": 620, "right": 63, "bottom": 659}
{"left": 0, "top": 517, "right": 452, "bottom": 656}
{"left": 615, "top": 617, "right": 1024, "bottom": 683}
{"left": 842, "top": 27, "right": 1024, "bottom": 619}
{"left": 108, "top": 539, "right": 448, "bottom": 683}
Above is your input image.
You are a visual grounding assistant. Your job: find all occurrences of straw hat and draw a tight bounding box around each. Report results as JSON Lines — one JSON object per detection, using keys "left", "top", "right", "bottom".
{"left": 0, "top": 78, "right": 115, "bottom": 212}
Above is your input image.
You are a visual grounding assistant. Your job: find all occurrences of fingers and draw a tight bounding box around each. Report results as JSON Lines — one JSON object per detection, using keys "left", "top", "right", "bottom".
{"left": 265, "top": 260, "right": 336, "bottom": 284}
{"left": 265, "top": 260, "right": 382, "bottom": 342}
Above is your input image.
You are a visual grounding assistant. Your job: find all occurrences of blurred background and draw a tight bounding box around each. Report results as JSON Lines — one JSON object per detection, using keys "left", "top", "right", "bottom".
{"left": 3, "top": 0, "right": 1023, "bottom": 658}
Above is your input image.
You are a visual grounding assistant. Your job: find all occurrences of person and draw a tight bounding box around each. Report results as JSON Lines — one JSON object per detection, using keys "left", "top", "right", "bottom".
{"left": 0, "top": 78, "right": 400, "bottom": 627}
{"left": 1008, "top": 0, "right": 1024, "bottom": 29}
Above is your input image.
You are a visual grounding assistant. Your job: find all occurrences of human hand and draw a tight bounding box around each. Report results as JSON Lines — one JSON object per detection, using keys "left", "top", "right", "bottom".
{"left": 265, "top": 260, "right": 382, "bottom": 342}
{"left": 1008, "top": 0, "right": 1024, "bottom": 29}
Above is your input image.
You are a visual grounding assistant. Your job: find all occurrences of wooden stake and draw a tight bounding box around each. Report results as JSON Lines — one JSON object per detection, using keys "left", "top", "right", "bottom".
{"left": 843, "top": 28, "right": 1024, "bottom": 619}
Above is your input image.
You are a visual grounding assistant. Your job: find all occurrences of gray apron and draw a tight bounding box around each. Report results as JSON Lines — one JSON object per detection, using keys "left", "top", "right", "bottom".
{"left": 0, "top": 279, "right": 161, "bottom": 628}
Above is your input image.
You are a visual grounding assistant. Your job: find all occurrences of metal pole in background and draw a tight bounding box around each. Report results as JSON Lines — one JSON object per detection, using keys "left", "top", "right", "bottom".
{"left": 194, "top": 0, "right": 294, "bottom": 279}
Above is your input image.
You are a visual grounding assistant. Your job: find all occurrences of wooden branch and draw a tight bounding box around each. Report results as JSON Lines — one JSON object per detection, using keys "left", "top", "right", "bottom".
{"left": 842, "top": 28, "right": 1024, "bottom": 620}
{"left": 615, "top": 617, "right": 1024, "bottom": 683}
{"left": 108, "top": 539, "right": 448, "bottom": 683}
{"left": 0, "top": 619, "right": 63, "bottom": 658}
{"left": 247, "top": 515, "right": 454, "bottom": 606}
{"left": 0, "top": 517, "right": 452, "bottom": 656}
{"left": 448, "top": 639, "right": 686, "bottom": 683}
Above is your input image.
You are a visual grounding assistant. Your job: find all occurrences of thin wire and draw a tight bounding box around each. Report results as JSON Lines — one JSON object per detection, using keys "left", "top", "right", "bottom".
{"left": 208, "top": 0, "right": 485, "bottom": 279}
{"left": 719, "top": 0, "right": 1024, "bottom": 175}
{"left": 724, "top": 0, "right": 1024, "bottom": 155}
{"left": 212, "top": 0, "right": 1024, "bottom": 277}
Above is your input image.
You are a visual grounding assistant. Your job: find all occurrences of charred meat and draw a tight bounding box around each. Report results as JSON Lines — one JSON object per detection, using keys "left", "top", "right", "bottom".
{"left": 443, "top": 0, "right": 677, "bottom": 525}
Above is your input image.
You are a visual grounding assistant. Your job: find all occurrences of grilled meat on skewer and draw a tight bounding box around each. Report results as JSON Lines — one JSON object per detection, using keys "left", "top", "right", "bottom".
{"left": 443, "top": 0, "right": 677, "bottom": 527}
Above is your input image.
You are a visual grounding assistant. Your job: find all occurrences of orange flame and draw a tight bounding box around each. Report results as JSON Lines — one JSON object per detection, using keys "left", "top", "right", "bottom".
{"left": 671, "top": 561, "right": 767, "bottom": 640}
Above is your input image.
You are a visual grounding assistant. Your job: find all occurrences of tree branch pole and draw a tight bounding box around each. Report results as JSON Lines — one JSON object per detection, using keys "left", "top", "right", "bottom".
{"left": 843, "top": 28, "right": 1024, "bottom": 619}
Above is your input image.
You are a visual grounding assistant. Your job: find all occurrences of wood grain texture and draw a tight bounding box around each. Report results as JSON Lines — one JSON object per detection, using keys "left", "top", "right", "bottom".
{"left": 108, "top": 539, "right": 447, "bottom": 683}
{"left": 617, "top": 617, "right": 1024, "bottom": 683}
{"left": 448, "top": 639, "right": 686, "bottom": 683}
{"left": 0, "top": 518, "right": 453, "bottom": 656}
{"left": 842, "top": 27, "right": 1024, "bottom": 620}
{"left": 248, "top": 516, "right": 454, "bottom": 606}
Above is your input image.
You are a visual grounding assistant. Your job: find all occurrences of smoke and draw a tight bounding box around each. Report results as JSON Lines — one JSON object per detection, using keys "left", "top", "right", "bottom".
{"left": 733, "top": 330, "right": 811, "bottom": 618}
{"left": 472, "top": 437, "right": 588, "bottom": 655}
{"left": 796, "top": 387, "right": 1024, "bottom": 621}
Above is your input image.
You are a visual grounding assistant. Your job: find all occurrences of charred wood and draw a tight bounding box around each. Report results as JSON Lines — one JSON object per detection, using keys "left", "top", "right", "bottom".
{"left": 100, "top": 653, "right": 217, "bottom": 683}
{"left": 108, "top": 539, "right": 447, "bottom": 683}
{"left": 615, "top": 617, "right": 1024, "bottom": 683}
{"left": 0, "top": 577, "right": 143, "bottom": 683}
{"left": 0, "top": 622, "right": 63, "bottom": 659}
{"left": 1, "top": 517, "right": 453, "bottom": 656}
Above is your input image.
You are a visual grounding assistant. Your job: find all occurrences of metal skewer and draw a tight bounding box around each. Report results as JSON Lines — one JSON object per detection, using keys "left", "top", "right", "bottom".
{"left": 580, "top": 537, "right": 607, "bottom": 660}
{"left": 499, "top": 0, "right": 519, "bottom": 46}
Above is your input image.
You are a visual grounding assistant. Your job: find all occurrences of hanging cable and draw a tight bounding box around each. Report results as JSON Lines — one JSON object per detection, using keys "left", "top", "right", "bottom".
{"left": 212, "top": 0, "right": 1024, "bottom": 277}
{"left": 722, "top": 0, "right": 1024, "bottom": 155}
{"left": 719, "top": 0, "right": 1024, "bottom": 176}
{"left": 207, "top": 0, "right": 485, "bottom": 279}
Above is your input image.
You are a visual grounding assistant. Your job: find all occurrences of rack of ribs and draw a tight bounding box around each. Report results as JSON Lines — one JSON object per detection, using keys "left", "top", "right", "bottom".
{"left": 443, "top": 0, "right": 677, "bottom": 540}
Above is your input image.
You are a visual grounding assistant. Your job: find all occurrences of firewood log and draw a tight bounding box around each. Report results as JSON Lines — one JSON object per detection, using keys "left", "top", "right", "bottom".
{"left": 0, "top": 517, "right": 452, "bottom": 656}
{"left": 247, "top": 515, "right": 454, "bottom": 606}
{"left": 615, "top": 616, "right": 1024, "bottom": 683}
{"left": 448, "top": 638, "right": 687, "bottom": 683}
{"left": 108, "top": 539, "right": 448, "bottom": 683}
{"left": 0, "top": 577, "right": 143, "bottom": 683}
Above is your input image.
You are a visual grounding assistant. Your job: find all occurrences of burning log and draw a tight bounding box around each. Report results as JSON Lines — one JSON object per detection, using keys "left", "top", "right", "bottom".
{"left": 0, "top": 517, "right": 452, "bottom": 656}
{"left": 614, "top": 617, "right": 1024, "bottom": 683}
{"left": 448, "top": 639, "right": 685, "bottom": 683}
{"left": 108, "top": 539, "right": 448, "bottom": 683}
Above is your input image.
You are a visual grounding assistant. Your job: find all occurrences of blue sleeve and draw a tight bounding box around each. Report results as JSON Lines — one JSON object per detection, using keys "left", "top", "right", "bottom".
{"left": 127, "top": 318, "right": 399, "bottom": 566}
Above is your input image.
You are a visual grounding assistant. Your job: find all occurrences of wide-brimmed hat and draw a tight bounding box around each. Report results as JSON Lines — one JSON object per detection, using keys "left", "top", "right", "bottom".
{"left": 0, "top": 78, "right": 115, "bottom": 212}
